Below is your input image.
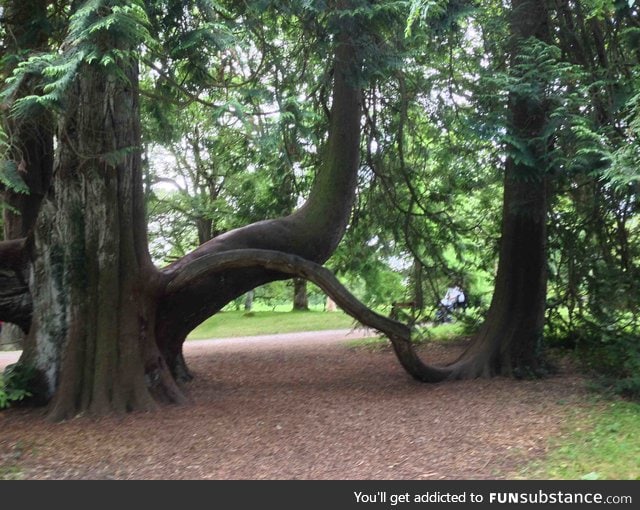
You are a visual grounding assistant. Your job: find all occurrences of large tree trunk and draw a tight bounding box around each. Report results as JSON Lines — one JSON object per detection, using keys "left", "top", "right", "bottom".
{"left": 19, "top": 49, "right": 185, "bottom": 420}
{"left": 448, "top": 0, "right": 551, "bottom": 379}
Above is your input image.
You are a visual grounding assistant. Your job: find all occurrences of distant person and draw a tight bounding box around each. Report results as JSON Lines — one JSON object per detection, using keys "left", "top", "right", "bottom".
{"left": 440, "top": 282, "right": 465, "bottom": 309}
{"left": 435, "top": 282, "right": 465, "bottom": 323}
{"left": 325, "top": 296, "right": 337, "bottom": 312}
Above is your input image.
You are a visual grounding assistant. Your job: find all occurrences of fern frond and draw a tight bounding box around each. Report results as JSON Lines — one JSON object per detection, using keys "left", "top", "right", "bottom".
{"left": 0, "top": 161, "right": 30, "bottom": 194}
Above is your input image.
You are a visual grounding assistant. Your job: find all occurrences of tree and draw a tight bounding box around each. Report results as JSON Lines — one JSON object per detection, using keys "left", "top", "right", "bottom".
{"left": 4, "top": 0, "right": 636, "bottom": 419}
{"left": 0, "top": 0, "right": 54, "bottom": 348}
{"left": 445, "top": 0, "right": 552, "bottom": 378}
{"left": 541, "top": 0, "right": 640, "bottom": 396}
{"left": 0, "top": 0, "right": 369, "bottom": 419}
{"left": 368, "top": 0, "right": 551, "bottom": 380}
{"left": 292, "top": 278, "right": 309, "bottom": 311}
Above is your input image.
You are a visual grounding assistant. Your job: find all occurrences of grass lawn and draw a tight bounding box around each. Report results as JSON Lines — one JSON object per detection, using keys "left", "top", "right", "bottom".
{"left": 520, "top": 400, "right": 640, "bottom": 480}
{"left": 187, "top": 309, "right": 361, "bottom": 340}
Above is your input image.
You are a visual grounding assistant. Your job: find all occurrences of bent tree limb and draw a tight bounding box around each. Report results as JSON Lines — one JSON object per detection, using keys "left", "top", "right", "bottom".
{"left": 167, "top": 249, "right": 450, "bottom": 383}
{"left": 155, "top": 22, "right": 363, "bottom": 372}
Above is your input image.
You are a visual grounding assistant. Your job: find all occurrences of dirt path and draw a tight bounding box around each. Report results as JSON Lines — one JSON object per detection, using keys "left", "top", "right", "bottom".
{"left": 1, "top": 331, "right": 589, "bottom": 480}
{"left": 0, "top": 328, "right": 378, "bottom": 371}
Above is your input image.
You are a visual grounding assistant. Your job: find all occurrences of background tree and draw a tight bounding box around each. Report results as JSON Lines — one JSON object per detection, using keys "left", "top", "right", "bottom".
{"left": 542, "top": 0, "right": 640, "bottom": 396}
{"left": 141, "top": 2, "right": 330, "bottom": 309}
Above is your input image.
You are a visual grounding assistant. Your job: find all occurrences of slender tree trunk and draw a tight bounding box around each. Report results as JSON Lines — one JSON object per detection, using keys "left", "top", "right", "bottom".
{"left": 292, "top": 278, "right": 309, "bottom": 311}
{"left": 244, "top": 290, "right": 254, "bottom": 311}
{"left": 412, "top": 259, "right": 424, "bottom": 311}
{"left": 196, "top": 217, "right": 214, "bottom": 246}
{"left": 448, "top": 0, "right": 551, "bottom": 379}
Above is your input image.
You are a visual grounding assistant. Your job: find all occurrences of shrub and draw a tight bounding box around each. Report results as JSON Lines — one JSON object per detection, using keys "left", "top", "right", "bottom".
{"left": 0, "top": 364, "right": 34, "bottom": 409}
{"left": 546, "top": 309, "right": 640, "bottom": 400}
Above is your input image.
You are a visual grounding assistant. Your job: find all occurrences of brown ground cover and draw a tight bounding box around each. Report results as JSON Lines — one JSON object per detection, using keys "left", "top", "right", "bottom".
{"left": 0, "top": 331, "right": 590, "bottom": 480}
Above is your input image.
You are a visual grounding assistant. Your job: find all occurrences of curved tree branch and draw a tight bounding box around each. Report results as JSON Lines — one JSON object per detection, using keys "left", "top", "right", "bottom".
{"left": 167, "top": 249, "right": 450, "bottom": 383}
{"left": 155, "top": 18, "right": 364, "bottom": 364}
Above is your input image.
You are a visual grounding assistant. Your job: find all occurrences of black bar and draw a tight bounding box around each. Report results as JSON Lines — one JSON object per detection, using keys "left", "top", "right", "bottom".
{"left": 2, "top": 480, "right": 639, "bottom": 510}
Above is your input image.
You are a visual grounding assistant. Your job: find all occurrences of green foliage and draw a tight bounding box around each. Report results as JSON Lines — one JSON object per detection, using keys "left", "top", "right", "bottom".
{"left": 413, "top": 321, "right": 467, "bottom": 344}
{"left": 3, "top": 0, "right": 152, "bottom": 117}
{"left": 547, "top": 310, "right": 640, "bottom": 400}
{"left": 0, "top": 364, "right": 34, "bottom": 409}
{"left": 405, "top": 0, "right": 475, "bottom": 37}
{"left": 455, "top": 305, "right": 486, "bottom": 335}
{"left": 344, "top": 1, "right": 504, "bottom": 313}
{"left": 605, "top": 91, "right": 640, "bottom": 187}
{"left": 0, "top": 125, "right": 29, "bottom": 195}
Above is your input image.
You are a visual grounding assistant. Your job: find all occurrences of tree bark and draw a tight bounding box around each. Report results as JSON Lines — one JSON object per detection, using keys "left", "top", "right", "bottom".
{"left": 292, "top": 278, "right": 309, "bottom": 311}
{"left": 447, "top": 0, "right": 551, "bottom": 379}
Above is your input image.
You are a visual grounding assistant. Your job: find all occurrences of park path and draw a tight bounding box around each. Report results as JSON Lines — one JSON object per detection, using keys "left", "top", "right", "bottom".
{"left": 0, "top": 327, "right": 378, "bottom": 371}
{"left": 1, "top": 329, "right": 590, "bottom": 479}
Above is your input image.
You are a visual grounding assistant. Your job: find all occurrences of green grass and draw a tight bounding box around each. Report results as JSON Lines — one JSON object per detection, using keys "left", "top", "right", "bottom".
{"left": 0, "top": 465, "right": 23, "bottom": 480}
{"left": 187, "top": 310, "right": 360, "bottom": 340}
{"left": 520, "top": 400, "right": 640, "bottom": 480}
{"left": 346, "top": 321, "right": 469, "bottom": 349}
{"left": 416, "top": 322, "right": 468, "bottom": 342}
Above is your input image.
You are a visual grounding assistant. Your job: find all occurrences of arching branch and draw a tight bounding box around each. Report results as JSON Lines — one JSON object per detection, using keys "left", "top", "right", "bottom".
{"left": 154, "top": 22, "right": 364, "bottom": 363}
{"left": 167, "top": 249, "right": 450, "bottom": 383}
